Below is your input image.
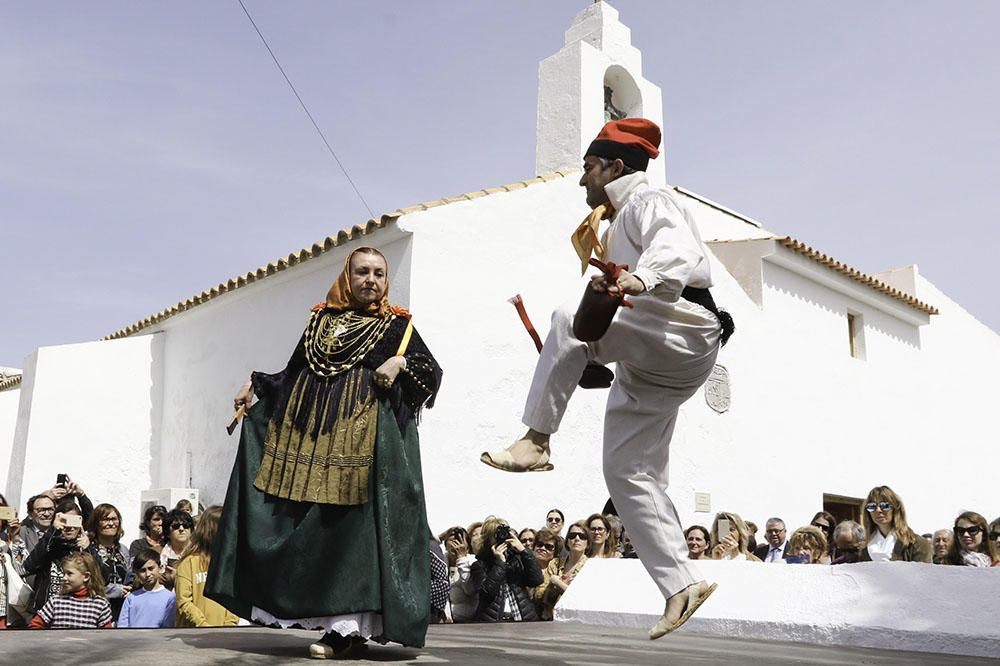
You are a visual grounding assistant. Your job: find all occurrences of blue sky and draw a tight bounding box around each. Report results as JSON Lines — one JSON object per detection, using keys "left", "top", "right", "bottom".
{"left": 2, "top": 1, "right": 997, "bottom": 367}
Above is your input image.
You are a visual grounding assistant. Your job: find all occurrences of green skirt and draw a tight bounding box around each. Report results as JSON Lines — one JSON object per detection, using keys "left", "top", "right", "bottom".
{"left": 205, "top": 394, "right": 430, "bottom": 647}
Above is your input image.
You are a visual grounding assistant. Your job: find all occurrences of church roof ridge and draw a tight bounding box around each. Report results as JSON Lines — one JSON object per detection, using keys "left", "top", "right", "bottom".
{"left": 673, "top": 185, "right": 763, "bottom": 228}
{"left": 103, "top": 169, "right": 579, "bottom": 341}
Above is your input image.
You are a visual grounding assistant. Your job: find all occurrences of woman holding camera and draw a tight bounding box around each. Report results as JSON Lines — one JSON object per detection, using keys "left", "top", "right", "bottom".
{"left": 443, "top": 526, "right": 477, "bottom": 623}
{"left": 471, "top": 517, "right": 544, "bottom": 622}
{"left": 21, "top": 499, "right": 90, "bottom": 616}
{"left": 709, "top": 512, "right": 759, "bottom": 561}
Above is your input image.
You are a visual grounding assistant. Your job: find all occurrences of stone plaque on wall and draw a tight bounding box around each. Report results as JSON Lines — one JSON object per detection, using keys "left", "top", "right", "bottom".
{"left": 705, "top": 364, "right": 730, "bottom": 413}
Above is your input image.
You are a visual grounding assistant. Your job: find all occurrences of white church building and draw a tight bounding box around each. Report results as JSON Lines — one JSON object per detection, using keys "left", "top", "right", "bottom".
{"left": 2, "top": 2, "right": 997, "bottom": 556}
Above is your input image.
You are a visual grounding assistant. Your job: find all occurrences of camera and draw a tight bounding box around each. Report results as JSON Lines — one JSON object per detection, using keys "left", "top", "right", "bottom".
{"left": 494, "top": 524, "right": 512, "bottom": 542}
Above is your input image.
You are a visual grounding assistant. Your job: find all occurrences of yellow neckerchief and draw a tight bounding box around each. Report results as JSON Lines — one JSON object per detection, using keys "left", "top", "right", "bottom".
{"left": 570, "top": 203, "right": 614, "bottom": 275}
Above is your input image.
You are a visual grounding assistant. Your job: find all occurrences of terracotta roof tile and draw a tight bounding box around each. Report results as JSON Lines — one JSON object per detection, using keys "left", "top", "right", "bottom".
{"left": 0, "top": 374, "right": 22, "bottom": 392}
{"left": 776, "top": 236, "right": 938, "bottom": 315}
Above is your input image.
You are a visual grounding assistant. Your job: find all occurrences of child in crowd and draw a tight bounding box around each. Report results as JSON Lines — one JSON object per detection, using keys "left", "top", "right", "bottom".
{"left": 28, "top": 552, "right": 112, "bottom": 629}
{"left": 118, "top": 549, "right": 176, "bottom": 628}
{"left": 175, "top": 506, "right": 238, "bottom": 627}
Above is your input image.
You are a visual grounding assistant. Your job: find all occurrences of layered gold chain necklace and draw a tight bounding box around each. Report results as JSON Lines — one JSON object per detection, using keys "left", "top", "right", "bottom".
{"left": 305, "top": 309, "right": 394, "bottom": 377}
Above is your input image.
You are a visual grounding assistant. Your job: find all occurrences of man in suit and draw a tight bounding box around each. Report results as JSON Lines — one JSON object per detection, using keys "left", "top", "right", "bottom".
{"left": 754, "top": 518, "right": 790, "bottom": 562}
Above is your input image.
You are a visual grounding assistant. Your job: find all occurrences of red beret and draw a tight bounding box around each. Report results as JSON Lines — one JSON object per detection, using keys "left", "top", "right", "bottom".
{"left": 585, "top": 118, "right": 661, "bottom": 171}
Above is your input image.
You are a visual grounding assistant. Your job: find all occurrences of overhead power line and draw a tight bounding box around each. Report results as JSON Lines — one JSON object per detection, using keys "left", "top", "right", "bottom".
{"left": 236, "top": 0, "right": 375, "bottom": 219}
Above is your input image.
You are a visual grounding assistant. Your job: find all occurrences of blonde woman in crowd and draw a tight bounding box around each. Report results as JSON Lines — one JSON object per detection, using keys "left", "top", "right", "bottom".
{"left": 709, "top": 512, "right": 760, "bottom": 561}
{"left": 470, "top": 517, "right": 543, "bottom": 622}
{"left": 175, "top": 506, "right": 237, "bottom": 627}
{"left": 860, "top": 486, "right": 931, "bottom": 563}
{"left": 787, "top": 526, "right": 829, "bottom": 564}
{"left": 946, "top": 512, "right": 999, "bottom": 567}
{"left": 538, "top": 522, "right": 589, "bottom": 620}
{"left": 585, "top": 514, "right": 619, "bottom": 559}
{"left": 467, "top": 522, "right": 484, "bottom": 556}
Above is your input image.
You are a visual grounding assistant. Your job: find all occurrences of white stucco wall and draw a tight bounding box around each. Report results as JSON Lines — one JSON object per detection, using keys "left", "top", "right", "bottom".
{"left": 403, "top": 177, "right": 612, "bottom": 534}
{"left": 0, "top": 386, "right": 21, "bottom": 496}
{"left": 5, "top": 336, "right": 160, "bottom": 537}
{"left": 557, "top": 558, "right": 1000, "bottom": 658}
{"left": 148, "top": 227, "right": 412, "bottom": 509}
{"left": 667, "top": 243, "right": 999, "bottom": 537}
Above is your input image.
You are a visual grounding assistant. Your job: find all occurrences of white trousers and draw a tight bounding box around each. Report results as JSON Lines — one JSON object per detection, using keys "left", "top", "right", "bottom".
{"left": 523, "top": 296, "right": 720, "bottom": 600}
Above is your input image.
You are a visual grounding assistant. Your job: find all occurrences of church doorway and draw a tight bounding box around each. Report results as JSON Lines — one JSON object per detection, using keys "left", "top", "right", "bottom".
{"left": 823, "top": 493, "right": 865, "bottom": 525}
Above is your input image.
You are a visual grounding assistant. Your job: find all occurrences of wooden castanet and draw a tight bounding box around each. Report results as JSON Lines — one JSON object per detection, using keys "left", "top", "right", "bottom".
{"left": 572, "top": 259, "right": 634, "bottom": 342}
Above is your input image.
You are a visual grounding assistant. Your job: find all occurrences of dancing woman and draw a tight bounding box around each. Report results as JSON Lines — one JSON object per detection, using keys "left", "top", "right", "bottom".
{"left": 207, "top": 247, "right": 441, "bottom": 659}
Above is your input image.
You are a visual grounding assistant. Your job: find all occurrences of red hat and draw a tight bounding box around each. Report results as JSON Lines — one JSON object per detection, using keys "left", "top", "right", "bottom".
{"left": 585, "top": 118, "right": 661, "bottom": 171}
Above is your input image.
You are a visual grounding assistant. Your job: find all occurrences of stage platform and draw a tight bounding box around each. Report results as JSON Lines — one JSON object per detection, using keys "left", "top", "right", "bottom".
{"left": 4, "top": 622, "right": 996, "bottom": 665}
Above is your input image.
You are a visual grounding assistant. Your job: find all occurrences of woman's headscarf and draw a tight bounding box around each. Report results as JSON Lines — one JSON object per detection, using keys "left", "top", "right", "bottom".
{"left": 324, "top": 247, "right": 392, "bottom": 317}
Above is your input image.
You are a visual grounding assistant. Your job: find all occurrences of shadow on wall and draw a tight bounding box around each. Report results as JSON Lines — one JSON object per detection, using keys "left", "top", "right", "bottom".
{"left": 766, "top": 270, "right": 922, "bottom": 350}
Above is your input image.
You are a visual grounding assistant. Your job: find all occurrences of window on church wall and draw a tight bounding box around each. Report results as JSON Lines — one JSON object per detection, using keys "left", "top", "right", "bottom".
{"left": 603, "top": 65, "right": 641, "bottom": 121}
{"left": 847, "top": 311, "right": 866, "bottom": 360}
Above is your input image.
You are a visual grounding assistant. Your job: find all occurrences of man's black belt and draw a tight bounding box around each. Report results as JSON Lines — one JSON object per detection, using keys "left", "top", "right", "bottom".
{"left": 681, "top": 286, "right": 735, "bottom": 346}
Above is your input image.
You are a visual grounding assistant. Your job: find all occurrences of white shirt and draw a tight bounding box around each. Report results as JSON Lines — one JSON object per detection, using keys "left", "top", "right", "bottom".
{"left": 603, "top": 172, "right": 713, "bottom": 302}
{"left": 867, "top": 529, "right": 897, "bottom": 562}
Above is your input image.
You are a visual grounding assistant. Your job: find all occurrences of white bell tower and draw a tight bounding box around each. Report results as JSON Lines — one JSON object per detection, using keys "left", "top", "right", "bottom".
{"left": 535, "top": 1, "right": 666, "bottom": 187}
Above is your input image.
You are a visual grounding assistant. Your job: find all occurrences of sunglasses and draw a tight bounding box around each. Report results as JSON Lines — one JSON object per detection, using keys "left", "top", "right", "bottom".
{"left": 811, "top": 522, "right": 831, "bottom": 531}
{"left": 170, "top": 523, "right": 191, "bottom": 530}
{"left": 546, "top": 517, "right": 563, "bottom": 523}
{"left": 566, "top": 532, "right": 588, "bottom": 541}
{"left": 991, "top": 532, "right": 1000, "bottom": 540}
{"left": 865, "top": 502, "right": 893, "bottom": 512}
{"left": 534, "top": 542, "right": 556, "bottom": 551}
{"left": 954, "top": 526, "right": 982, "bottom": 537}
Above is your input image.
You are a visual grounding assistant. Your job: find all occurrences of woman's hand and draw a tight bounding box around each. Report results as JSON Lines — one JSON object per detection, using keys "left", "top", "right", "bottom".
{"left": 7, "top": 513, "right": 20, "bottom": 540}
{"left": 491, "top": 542, "right": 508, "bottom": 562}
{"left": 162, "top": 565, "right": 177, "bottom": 588}
{"left": 550, "top": 575, "right": 568, "bottom": 592}
{"left": 234, "top": 380, "right": 254, "bottom": 410}
{"left": 507, "top": 533, "right": 526, "bottom": 553}
{"left": 77, "top": 533, "right": 90, "bottom": 550}
{"left": 448, "top": 535, "right": 469, "bottom": 559}
{"left": 65, "top": 479, "right": 85, "bottom": 498}
{"left": 53, "top": 512, "right": 68, "bottom": 531}
{"left": 712, "top": 534, "right": 738, "bottom": 558}
{"left": 373, "top": 356, "right": 406, "bottom": 389}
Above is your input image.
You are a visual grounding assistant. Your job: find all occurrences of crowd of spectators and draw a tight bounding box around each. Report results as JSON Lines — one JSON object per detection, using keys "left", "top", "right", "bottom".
{"left": 434, "top": 484, "right": 997, "bottom": 624}
{"left": 3, "top": 480, "right": 997, "bottom": 629}
{"left": 0, "top": 477, "right": 231, "bottom": 629}
{"left": 685, "top": 485, "right": 999, "bottom": 569}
